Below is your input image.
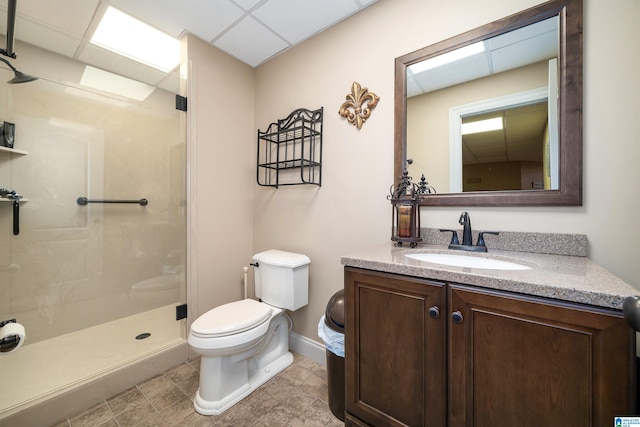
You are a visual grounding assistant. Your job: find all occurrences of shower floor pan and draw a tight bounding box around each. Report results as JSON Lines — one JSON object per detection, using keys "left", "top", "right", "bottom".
{"left": 0, "top": 304, "right": 187, "bottom": 426}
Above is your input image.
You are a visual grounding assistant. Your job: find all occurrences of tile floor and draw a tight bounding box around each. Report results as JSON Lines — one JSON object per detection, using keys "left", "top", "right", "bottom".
{"left": 52, "top": 353, "right": 344, "bottom": 427}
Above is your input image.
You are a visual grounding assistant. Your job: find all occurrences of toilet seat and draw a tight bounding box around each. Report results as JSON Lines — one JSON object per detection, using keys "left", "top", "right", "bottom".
{"left": 191, "top": 299, "right": 273, "bottom": 338}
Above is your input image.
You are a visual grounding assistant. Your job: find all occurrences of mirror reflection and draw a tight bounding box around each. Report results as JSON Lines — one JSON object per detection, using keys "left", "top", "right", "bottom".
{"left": 407, "top": 16, "right": 559, "bottom": 194}
{"left": 395, "top": 0, "right": 582, "bottom": 206}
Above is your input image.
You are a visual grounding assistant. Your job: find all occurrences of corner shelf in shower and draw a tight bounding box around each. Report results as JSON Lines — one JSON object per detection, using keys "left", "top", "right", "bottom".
{"left": 0, "top": 146, "right": 28, "bottom": 155}
{"left": 257, "top": 107, "right": 323, "bottom": 188}
{"left": 0, "top": 146, "right": 29, "bottom": 203}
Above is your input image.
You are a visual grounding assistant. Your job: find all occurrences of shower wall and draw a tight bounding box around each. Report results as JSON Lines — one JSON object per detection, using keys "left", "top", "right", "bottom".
{"left": 0, "top": 46, "right": 185, "bottom": 345}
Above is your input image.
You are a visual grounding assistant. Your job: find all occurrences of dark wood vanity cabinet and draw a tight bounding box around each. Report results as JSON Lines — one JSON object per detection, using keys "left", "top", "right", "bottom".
{"left": 345, "top": 267, "right": 447, "bottom": 427}
{"left": 345, "top": 267, "right": 636, "bottom": 427}
{"left": 448, "top": 284, "right": 635, "bottom": 426}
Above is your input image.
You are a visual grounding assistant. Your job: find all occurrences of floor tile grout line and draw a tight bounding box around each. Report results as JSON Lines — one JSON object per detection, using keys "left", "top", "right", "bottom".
{"left": 61, "top": 353, "right": 335, "bottom": 427}
{"left": 134, "top": 383, "right": 163, "bottom": 415}
{"left": 106, "top": 399, "right": 119, "bottom": 427}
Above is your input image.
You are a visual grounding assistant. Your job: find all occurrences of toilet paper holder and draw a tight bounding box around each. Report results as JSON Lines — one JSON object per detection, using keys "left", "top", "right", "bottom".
{"left": 1, "top": 318, "right": 25, "bottom": 354}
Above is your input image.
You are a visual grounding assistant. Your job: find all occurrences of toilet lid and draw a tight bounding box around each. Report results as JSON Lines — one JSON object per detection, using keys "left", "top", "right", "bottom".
{"left": 191, "top": 299, "right": 273, "bottom": 338}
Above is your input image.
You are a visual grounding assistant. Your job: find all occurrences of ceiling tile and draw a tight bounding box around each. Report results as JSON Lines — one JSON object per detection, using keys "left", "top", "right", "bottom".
{"left": 253, "top": 0, "right": 359, "bottom": 44}
{"left": 110, "top": 0, "right": 244, "bottom": 41}
{"left": 13, "top": 16, "right": 81, "bottom": 58}
{"left": 486, "top": 17, "right": 557, "bottom": 51}
{"left": 213, "top": 16, "right": 289, "bottom": 67}
{"left": 490, "top": 31, "right": 557, "bottom": 74}
{"left": 233, "top": 0, "right": 264, "bottom": 11}
{"left": 14, "top": 0, "right": 99, "bottom": 38}
{"left": 3, "top": 0, "right": 379, "bottom": 79}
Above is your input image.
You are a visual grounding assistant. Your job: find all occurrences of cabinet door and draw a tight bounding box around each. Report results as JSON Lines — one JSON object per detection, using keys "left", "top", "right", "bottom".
{"left": 449, "top": 284, "right": 635, "bottom": 427}
{"left": 345, "top": 267, "right": 446, "bottom": 427}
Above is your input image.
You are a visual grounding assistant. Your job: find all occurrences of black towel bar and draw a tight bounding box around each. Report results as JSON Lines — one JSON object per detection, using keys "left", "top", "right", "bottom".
{"left": 77, "top": 197, "right": 148, "bottom": 206}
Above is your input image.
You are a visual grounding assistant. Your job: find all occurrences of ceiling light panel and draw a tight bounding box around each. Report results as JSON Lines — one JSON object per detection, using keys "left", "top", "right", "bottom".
{"left": 110, "top": 0, "right": 243, "bottom": 41}
{"left": 90, "top": 6, "right": 180, "bottom": 72}
{"left": 78, "top": 42, "right": 170, "bottom": 87}
{"left": 462, "top": 117, "right": 503, "bottom": 135}
{"left": 80, "top": 65, "right": 155, "bottom": 101}
{"left": 409, "top": 42, "right": 485, "bottom": 74}
{"left": 253, "top": 0, "right": 359, "bottom": 44}
{"left": 213, "top": 16, "right": 289, "bottom": 67}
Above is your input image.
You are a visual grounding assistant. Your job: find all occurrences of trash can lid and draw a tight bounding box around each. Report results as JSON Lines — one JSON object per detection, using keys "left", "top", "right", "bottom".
{"left": 325, "top": 289, "right": 345, "bottom": 333}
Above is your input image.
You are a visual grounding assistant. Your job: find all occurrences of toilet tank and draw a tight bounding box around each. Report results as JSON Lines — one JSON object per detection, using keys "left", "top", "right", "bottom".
{"left": 253, "top": 250, "right": 310, "bottom": 311}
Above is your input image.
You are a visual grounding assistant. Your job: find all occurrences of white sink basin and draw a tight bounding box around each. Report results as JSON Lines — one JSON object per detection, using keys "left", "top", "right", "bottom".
{"left": 405, "top": 253, "right": 531, "bottom": 270}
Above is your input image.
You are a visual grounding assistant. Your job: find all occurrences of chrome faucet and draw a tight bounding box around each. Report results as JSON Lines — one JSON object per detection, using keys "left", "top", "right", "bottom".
{"left": 439, "top": 211, "right": 499, "bottom": 252}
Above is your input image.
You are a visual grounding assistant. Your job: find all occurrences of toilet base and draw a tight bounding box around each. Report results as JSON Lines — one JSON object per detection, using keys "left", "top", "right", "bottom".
{"left": 191, "top": 313, "right": 293, "bottom": 416}
{"left": 193, "top": 351, "right": 293, "bottom": 415}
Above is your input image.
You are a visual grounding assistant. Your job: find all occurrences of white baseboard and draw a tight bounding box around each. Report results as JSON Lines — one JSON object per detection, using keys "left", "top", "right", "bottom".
{"left": 289, "top": 332, "right": 326, "bottom": 366}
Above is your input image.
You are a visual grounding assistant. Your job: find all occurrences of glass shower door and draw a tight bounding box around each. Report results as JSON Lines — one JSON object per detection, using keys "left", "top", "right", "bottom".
{"left": 0, "top": 62, "right": 186, "bottom": 418}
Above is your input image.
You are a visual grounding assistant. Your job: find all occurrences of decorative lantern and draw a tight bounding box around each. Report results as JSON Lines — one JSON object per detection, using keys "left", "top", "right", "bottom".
{"left": 388, "top": 170, "right": 434, "bottom": 247}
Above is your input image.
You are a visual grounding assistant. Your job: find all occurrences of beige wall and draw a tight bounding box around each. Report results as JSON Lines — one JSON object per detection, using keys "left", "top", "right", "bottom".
{"left": 185, "top": 35, "right": 256, "bottom": 322}
{"left": 245, "top": 0, "right": 640, "bottom": 343}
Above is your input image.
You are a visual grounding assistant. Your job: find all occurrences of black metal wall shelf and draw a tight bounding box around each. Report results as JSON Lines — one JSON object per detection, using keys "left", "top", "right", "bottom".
{"left": 257, "top": 107, "right": 323, "bottom": 188}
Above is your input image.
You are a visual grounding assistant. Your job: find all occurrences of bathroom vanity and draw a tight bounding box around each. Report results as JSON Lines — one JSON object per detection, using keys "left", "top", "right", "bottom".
{"left": 341, "top": 242, "right": 638, "bottom": 427}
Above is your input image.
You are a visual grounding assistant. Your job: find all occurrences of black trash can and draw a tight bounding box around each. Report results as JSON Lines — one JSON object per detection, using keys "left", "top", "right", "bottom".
{"left": 322, "top": 289, "right": 345, "bottom": 421}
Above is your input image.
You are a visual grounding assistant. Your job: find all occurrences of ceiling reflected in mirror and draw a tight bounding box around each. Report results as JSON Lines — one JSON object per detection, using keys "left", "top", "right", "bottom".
{"left": 462, "top": 102, "right": 548, "bottom": 167}
{"left": 395, "top": 0, "right": 582, "bottom": 206}
{"left": 407, "top": 17, "right": 558, "bottom": 97}
{"left": 406, "top": 17, "right": 559, "bottom": 195}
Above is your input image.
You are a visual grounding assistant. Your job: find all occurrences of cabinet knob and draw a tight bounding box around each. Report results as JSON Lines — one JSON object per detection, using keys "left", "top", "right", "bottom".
{"left": 451, "top": 311, "right": 464, "bottom": 323}
{"left": 428, "top": 306, "right": 440, "bottom": 319}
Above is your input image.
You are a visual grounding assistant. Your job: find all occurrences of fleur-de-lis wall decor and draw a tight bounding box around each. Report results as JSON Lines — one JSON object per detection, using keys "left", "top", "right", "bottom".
{"left": 338, "top": 82, "right": 379, "bottom": 130}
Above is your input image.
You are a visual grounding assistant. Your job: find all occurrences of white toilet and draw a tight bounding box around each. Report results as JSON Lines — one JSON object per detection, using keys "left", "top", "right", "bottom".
{"left": 188, "top": 249, "right": 310, "bottom": 415}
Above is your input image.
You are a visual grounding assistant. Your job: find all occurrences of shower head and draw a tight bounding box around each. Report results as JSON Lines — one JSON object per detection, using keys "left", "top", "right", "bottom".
{"left": 0, "top": 57, "right": 37, "bottom": 84}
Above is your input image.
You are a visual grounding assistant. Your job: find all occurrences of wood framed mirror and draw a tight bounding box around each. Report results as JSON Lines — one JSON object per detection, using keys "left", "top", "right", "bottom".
{"left": 394, "top": 0, "right": 582, "bottom": 206}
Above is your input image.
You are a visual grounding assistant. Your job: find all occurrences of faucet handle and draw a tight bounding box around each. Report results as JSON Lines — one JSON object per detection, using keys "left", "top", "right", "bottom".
{"left": 476, "top": 231, "right": 499, "bottom": 248}
{"left": 439, "top": 229, "right": 460, "bottom": 245}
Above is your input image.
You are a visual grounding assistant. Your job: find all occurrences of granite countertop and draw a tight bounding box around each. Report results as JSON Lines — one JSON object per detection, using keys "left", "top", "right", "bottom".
{"left": 341, "top": 242, "right": 640, "bottom": 310}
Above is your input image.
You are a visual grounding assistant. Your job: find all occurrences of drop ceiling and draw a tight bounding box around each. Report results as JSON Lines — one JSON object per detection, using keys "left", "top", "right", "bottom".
{"left": 0, "top": 0, "right": 378, "bottom": 90}
{"left": 407, "top": 16, "right": 558, "bottom": 97}
{"left": 462, "top": 102, "right": 549, "bottom": 165}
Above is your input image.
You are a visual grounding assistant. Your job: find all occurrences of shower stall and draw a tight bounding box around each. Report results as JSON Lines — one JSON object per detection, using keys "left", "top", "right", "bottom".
{"left": 0, "top": 43, "right": 187, "bottom": 425}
